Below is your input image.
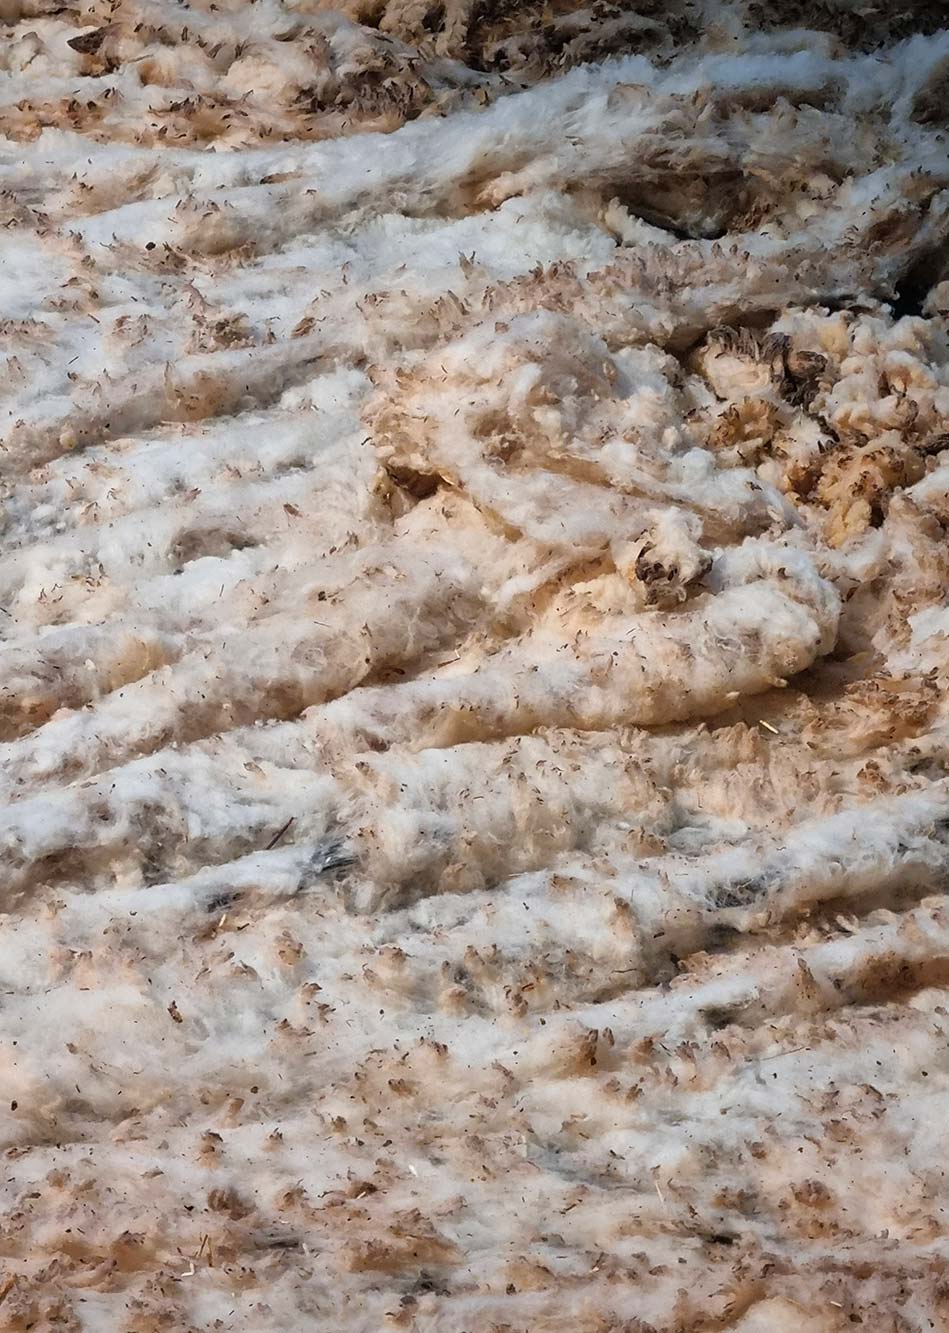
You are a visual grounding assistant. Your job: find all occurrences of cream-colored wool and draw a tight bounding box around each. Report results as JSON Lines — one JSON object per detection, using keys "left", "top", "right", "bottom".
{"left": 1, "top": 2, "right": 949, "bottom": 1329}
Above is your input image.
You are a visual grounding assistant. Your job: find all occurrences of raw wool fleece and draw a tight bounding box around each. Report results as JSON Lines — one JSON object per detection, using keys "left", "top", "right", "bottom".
{"left": 2, "top": 0, "right": 949, "bottom": 1329}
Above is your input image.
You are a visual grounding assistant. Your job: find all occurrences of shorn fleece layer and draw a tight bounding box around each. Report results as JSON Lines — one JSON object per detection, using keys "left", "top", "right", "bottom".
{"left": 2, "top": 1, "right": 949, "bottom": 1329}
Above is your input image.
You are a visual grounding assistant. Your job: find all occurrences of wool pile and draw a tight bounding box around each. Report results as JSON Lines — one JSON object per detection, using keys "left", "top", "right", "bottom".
{"left": 2, "top": 2, "right": 949, "bottom": 1329}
